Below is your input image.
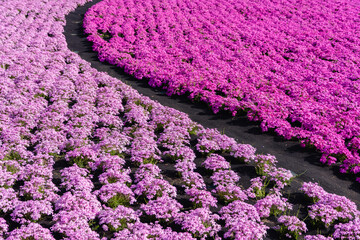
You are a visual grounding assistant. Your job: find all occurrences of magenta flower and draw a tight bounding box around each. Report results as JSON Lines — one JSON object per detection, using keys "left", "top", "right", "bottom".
{"left": 140, "top": 196, "right": 182, "bottom": 222}
{"left": 51, "top": 210, "right": 101, "bottom": 239}
{"left": 132, "top": 176, "right": 176, "bottom": 200}
{"left": 300, "top": 182, "right": 328, "bottom": 202}
{"left": 254, "top": 193, "right": 293, "bottom": 218}
{"left": 175, "top": 208, "right": 221, "bottom": 238}
{"left": 7, "top": 223, "right": 55, "bottom": 240}
{"left": 202, "top": 154, "right": 230, "bottom": 171}
{"left": 95, "top": 182, "right": 136, "bottom": 207}
{"left": 219, "top": 201, "right": 268, "bottom": 240}
{"left": 308, "top": 193, "right": 358, "bottom": 227}
{"left": 11, "top": 200, "right": 53, "bottom": 224}
{"left": 333, "top": 217, "right": 360, "bottom": 239}
{"left": 0, "top": 218, "right": 8, "bottom": 237}
{"left": 97, "top": 205, "right": 141, "bottom": 231}
{"left": 0, "top": 187, "right": 19, "bottom": 213}
{"left": 277, "top": 215, "right": 307, "bottom": 239}
{"left": 20, "top": 176, "right": 59, "bottom": 202}
{"left": 304, "top": 235, "right": 334, "bottom": 240}
{"left": 55, "top": 191, "right": 101, "bottom": 220}
{"left": 185, "top": 187, "right": 218, "bottom": 208}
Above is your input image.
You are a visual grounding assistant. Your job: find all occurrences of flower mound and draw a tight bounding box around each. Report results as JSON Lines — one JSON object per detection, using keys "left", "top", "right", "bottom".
{"left": 84, "top": 0, "right": 360, "bottom": 181}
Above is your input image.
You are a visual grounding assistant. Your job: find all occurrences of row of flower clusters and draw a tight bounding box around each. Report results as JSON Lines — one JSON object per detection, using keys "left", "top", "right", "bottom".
{"left": 83, "top": 0, "right": 360, "bottom": 181}
{"left": 0, "top": 0, "right": 360, "bottom": 239}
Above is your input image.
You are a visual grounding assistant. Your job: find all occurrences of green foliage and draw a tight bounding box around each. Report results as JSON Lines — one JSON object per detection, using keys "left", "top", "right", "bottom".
{"left": 3, "top": 150, "right": 22, "bottom": 161}
{"left": 253, "top": 182, "right": 269, "bottom": 199}
{"left": 6, "top": 164, "right": 19, "bottom": 174}
{"left": 70, "top": 156, "right": 92, "bottom": 169}
{"left": 143, "top": 157, "right": 158, "bottom": 165}
{"left": 89, "top": 219, "right": 100, "bottom": 231}
{"left": 134, "top": 99, "right": 153, "bottom": 112}
{"left": 21, "top": 237, "right": 36, "bottom": 240}
{"left": 270, "top": 206, "right": 284, "bottom": 217}
{"left": 1, "top": 63, "right": 10, "bottom": 70}
{"left": 155, "top": 123, "right": 164, "bottom": 133}
{"left": 107, "top": 193, "right": 130, "bottom": 208}
{"left": 108, "top": 149, "right": 125, "bottom": 158}
{"left": 188, "top": 125, "right": 199, "bottom": 135}
{"left": 278, "top": 225, "right": 300, "bottom": 240}
{"left": 107, "top": 177, "right": 118, "bottom": 184}
{"left": 108, "top": 218, "right": 128, "bottom": 232}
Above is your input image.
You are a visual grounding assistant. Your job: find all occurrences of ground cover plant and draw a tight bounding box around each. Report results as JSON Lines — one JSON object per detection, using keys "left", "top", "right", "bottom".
{"left": 0, "top": 0, "right": 360, "bottom": 239}
{"left": 83, "top": 0, "right": 360, "bottom": 181}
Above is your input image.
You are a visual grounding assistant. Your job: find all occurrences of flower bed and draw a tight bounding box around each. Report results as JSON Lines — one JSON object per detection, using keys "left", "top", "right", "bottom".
{"left": 0, "top": 0, "right": 359, "bottom": 239}
{"left": 83, "top": 0, "right": 360, "bottom": 181}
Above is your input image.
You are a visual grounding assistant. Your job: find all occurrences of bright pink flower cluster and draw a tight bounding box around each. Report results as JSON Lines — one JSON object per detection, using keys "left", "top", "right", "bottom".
{"left": 277, "top": 215, "right": 308, "bottom": 239}
{"left": 254, "top": 193, "right": 293, "bottom": 218}
{"left": 301, "top": 182, "right": 359, "bottom": 229}
{"left": 305, "top": 235, "right": 334, "bottom": 240}
{"left": 333, "top": 217, "right": 360, "bottom": 239}
{"left": 219, "top": 200, "right": 269, "bottom": 240}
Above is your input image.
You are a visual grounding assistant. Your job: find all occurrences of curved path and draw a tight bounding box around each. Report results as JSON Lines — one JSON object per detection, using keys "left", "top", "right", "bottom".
{"left": 64, "top": 0, "right": 360, "bottom": 207}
